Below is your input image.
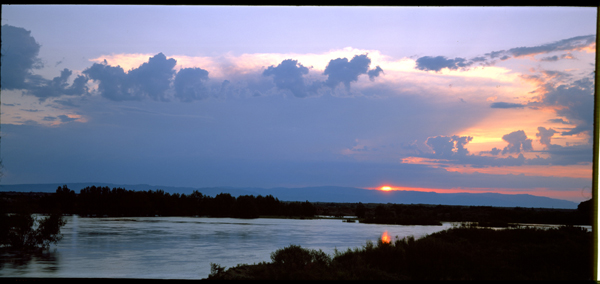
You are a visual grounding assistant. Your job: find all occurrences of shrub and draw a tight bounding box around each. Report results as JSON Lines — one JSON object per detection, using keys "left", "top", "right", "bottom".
{"left": 0, "top": 212, "right": 66, "bottom": 250}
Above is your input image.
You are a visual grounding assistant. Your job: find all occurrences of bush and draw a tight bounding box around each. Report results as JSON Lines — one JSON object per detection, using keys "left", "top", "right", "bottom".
{"left": 0, "top": 212, "right": 66, "bottom": 250}
{"left": 270, "top": 244, "right": 330, "bottom": 268}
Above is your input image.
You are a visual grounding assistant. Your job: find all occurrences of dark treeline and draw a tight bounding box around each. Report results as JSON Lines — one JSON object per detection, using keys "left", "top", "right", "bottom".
{"left": 320, "top": 201, "right": 592, "bottom": 225}
{"left": 1, "top": 185, "right": 316, "bottom": 219}
{"left": 0, "top": 186, "right": 592, "bottom": 225}
{"left": 360, "top": 202, "right": 592, "bottom": 226}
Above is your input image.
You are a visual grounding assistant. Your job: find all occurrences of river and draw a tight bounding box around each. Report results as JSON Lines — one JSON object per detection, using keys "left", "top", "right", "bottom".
{"left": 0, "top": 215, "right": 589, "bottom": 279}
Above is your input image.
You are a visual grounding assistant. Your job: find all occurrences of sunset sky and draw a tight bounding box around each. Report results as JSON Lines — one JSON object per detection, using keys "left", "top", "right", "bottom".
{"left": 1, "top": 6, "right": 597, "bottom": 202}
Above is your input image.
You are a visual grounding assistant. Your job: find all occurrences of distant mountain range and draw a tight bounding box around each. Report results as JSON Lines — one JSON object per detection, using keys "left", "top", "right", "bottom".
{"left": 0, "top": 182, "right": 581, "bottom": 209}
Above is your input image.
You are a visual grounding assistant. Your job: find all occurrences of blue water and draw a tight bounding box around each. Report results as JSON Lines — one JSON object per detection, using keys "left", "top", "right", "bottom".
{"left": 0, "top": 216, "right": 460, "bottom": 279}
{"left": 1, "top": 216, "right": 589, "bottom": 279}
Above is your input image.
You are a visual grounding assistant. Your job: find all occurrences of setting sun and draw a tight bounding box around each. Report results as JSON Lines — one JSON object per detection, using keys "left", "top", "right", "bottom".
{"left": 381, "top": 186, "right": 392, "bottom": 191}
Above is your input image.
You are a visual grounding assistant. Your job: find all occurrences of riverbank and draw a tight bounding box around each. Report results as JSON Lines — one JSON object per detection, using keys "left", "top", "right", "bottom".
{"left": 206, "top": 224, "right": 594, "bottom": 280}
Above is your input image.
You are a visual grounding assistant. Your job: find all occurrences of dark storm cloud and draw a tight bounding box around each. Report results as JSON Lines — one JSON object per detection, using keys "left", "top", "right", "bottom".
{"left": 263, "top": 59, "right": 315, "bottom": 98}
{"left": 414, "top": 56, "right": 472, "bottom": 72}
{"left": 490, "top": 102, "right": 526, "bottom": 109}
{"left": 501, "top": 130, "right": 533, "bottom": 155}
{"left": 173, "top": 67, "right": 210, "bottom": 102}
{"left": 323, "top": 54, "right": 381, "bottom": 89}
{"left": 0, "top": 25, "right": 43, "bottom": 90}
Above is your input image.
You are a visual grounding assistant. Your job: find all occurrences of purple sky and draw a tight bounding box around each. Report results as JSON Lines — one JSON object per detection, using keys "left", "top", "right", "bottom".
{"left": 1, "top": 5, "right": 597, "bottom": 202}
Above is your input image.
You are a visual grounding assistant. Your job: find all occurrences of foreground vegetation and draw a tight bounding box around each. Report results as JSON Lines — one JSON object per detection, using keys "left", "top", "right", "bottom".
{"left": 207, "top": 224, "right": 593, "bottom": 280}
{"left": 0, "top": 211, "right": 66, "bottom": 251}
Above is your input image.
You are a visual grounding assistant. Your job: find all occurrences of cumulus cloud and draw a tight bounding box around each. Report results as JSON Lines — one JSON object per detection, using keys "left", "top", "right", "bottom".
{"left": 490, "top": 102, "right": 525, "bottom": 109}
{"left": 417, "top": 129, "right": 591, "bottom": 167}
{"left": 426, "top": 135, "right": 473, "bottom": 158}
{"left": 83, "top": 53, "right": 178, "bottom": 102}
{"left": 0, "top": 25, "right": 43, "bottom": 90}
{"left": 174, "top": 67, "right": 210, "bottom": 102}
{"left": 26, "top": 68, "right": 89, "bottom": 100}
{"left": 415, "top": 56, "right": 472, "bottom": 72}
{"left": 419, "top": 134, "right": 532, "bottom": 167}
{"left": 263, "top": 59, "right": 316, "bottom": 98}
{"left": 1, "top": 25, "right": 89, "bottom": 101}
{"left": 536, "top": 127, "right": 558, "bottom": 148}
{"left": 127, "top": 53, "right": 177, "bottom": 101}
{"left": 83, "top": 61, "right": 137, "bottom": 101}
{"left": 367, "top": 66, "right": 384, "bottom": 81}
{"left": 501, "top": 130, "right": 533, "bottom": 155}
{"left": 323, "top": 54, "right": 381, "bottom": 89}
{"left": 488, "top": 147, "right": 502, "bottom": 155}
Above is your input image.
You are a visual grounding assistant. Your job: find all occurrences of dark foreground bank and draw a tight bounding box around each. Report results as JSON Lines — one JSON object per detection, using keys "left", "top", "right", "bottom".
{"left": 206, "top": 224, "right": 594, "bottom": 280}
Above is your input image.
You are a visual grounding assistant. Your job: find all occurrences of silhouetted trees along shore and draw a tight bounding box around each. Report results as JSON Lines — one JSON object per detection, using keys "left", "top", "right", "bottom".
{"left": 1, "top": 185, "right": 316, "bottom": 218}
{"left": 0, "top": 185, "right": 592, "bottom": 225}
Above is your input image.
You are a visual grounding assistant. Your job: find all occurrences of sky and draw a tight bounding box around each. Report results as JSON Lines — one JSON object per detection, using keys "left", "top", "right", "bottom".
{"left": 0, "top": 5, "right": 597, "bottom": 203}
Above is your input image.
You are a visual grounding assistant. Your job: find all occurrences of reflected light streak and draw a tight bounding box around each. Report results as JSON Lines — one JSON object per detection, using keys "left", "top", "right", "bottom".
{"left": 381, "top": 231, "right": 391, "bottom": 244}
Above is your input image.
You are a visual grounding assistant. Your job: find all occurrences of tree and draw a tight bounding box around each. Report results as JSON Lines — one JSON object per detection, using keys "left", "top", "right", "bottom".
{"left": 0, "top": 211, "right": 66, "bottom": 250}
{"left": 355, "top": 202, "right": 366, "bottom": 218}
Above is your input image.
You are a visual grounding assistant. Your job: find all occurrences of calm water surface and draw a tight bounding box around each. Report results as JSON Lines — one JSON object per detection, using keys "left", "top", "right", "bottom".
{"left": 0, "top": 215, "right": 458, "bottom": 279}
{"left": 2, "top": 216, "right": 588, "bottom": 279}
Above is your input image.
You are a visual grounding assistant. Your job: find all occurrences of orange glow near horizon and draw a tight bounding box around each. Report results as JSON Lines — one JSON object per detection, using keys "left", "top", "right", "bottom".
{"left": 381, "top": 186, "right": 392, "bottom": 191}
{"left": 365, "top": 185, "right": 590, "bottom": 203}
{"left": 401, "top": 156, "right": 592, "bottom": 179}
{"left": 441, "top": 164, "right": 592, "bottom": 179}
